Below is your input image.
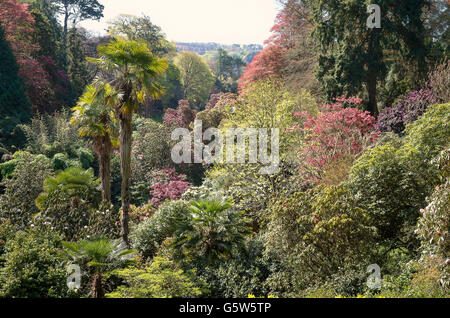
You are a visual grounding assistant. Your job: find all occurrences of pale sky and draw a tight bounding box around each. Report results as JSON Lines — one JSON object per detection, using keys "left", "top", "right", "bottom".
{"left": 79, "top": 0, "right": 281, "bottom": 45}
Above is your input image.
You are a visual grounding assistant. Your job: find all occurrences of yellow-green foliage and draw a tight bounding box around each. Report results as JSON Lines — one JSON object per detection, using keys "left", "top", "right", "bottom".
{"left": 174, "top": 51, "right": 215, "bottom": 108}
{"left": 221, "top": 78, "right": 316, "bottom": 160}
{"left": 106, "top": 257, "right": 203, "bottom": 298}
{"left": 213, "top": 80, "right": 317, "bottom": 221}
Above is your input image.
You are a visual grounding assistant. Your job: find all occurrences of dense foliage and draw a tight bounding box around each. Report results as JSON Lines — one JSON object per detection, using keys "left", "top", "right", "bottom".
{"left": 0, "top": 0, "right": 448, "bottom": 299}
{"left": 0, "top": 23, "right": 31, "bottom": 149}
{"left": 0, "top": 227, "right": 70, "bottom": 298}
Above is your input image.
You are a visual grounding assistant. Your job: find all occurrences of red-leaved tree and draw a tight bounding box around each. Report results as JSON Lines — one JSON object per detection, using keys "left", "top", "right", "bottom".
{"left": 148, "top": 168, "right": 190, "bottom": 208}
{"left": 293, "top": 97, "right": 379, "bottom": 185}
{"left": 238, "top": 45, "right": 285, "bottom": 93}
{"left": 265, "top": 0, "right": 311, "bottom": 49}
{"left": 0, "top": 0, "right": 69, "bottom": 113}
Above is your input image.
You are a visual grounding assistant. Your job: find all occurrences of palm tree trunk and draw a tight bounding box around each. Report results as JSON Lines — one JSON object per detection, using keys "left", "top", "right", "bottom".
{"left": 92, "top": 273, "right": 104, "bottom": 298}
{"left": 99, "top": 135, "right": 112, "bottom": 202}
{"left": 119, "top": 112, "right": 133, "bottom": 247}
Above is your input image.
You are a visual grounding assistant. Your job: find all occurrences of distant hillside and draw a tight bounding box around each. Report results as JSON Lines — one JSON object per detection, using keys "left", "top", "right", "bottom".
{"left": 175, "top": 42, "right": 262, "bottom": 64}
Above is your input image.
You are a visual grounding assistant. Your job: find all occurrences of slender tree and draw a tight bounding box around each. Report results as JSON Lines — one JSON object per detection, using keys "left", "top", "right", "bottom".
{"left": 87, "top": 38, "right": 168, "bottom": 246}
{"left": 71, "top": 83, "right": 118, "bottom": 202}
{"left": 53, "top": 0, "right": 103, "bottom": 55}
{"left": 67, "top": 27, "right": 90, "bottom": 99}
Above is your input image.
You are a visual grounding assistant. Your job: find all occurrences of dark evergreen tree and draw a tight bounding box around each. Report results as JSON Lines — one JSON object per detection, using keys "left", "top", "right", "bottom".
{"left": 0, "top": 23, "right": 31, "bottom": 149}
{"left": 31, "top": 9, "right": 60, "bottom": 61}
{"left": 159, "top": 63, "right": 183, "bottom": 110}
{"left": 67, "top": 27, "right": 90, "bottom": 101}
{"left": 310, "top": 0, "right": 430, "bottom": 116}
{"left": 216, "top": 48, "right": 245, "bottom": 81}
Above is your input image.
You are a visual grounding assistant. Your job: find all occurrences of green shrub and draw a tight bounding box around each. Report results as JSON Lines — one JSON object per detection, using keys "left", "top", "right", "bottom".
{"left": 195, "top": 236, "right": 275, "bottom": 298}
{"left": 0, "top": 220, "right": 14, "bottom": 266}
{"left": 403, "top": 102, "right": 450, "bottom": 187}
{"left": 77, "top": 148, "right": 96, "bottom": 170}
{"left": 51, "top": 153, "right": 70, "bottom": 171}
{"left": 374, "top": 257, "right": 449, "bottom": 298}
{"left": 181, "top": 178, "right": 228, "bottom": 202}
{"left": 0, "top": 227, "right": 70, "bottom": 298}
{"left": 0, "top": 151, "right": 36, "bottom": 179}
{"left": 106, "top": 257, "right": 203, "bottom": 298}
{"left": 131, "top": 118, "right": 171, "bottom": 184}
{"left": 347, "top": 140, "right": 425, "bottom": 244}
{"left": 86, "top": 202, "right": 121, "bottom": 240}
{"left": 415, "top": 148, "right": 450, "bottom": 288}
{"left": 130, "top": 180, "right": 152, "bottom": 206}
{"left": 347, "top": 103, "right": 450, "bottom": 248}
{"left": 131, "top": 200, "right": 191, "bottom": 260}
{"left": 0, "top": 159, "right": 18, "bottom": 180}
{"left": 0, "top": 152, "right": 53, "bottom": 228}
{"left": 51, "top": 152, "right": 86, "bottom": 172}
{"left": 264, "top": 185, "right": 376, "bottom": 295}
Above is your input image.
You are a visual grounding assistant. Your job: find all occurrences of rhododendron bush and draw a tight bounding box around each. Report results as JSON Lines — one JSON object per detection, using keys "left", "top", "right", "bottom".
{"left": 415, "top": 148, "right": 450, "bottom": 288}
{"left": 148, "top": 168, "right": 190, "bottom": 208}
{"left": 195, "top": 93, "right": 238, "bottom": 130}
{"left": 294, "top": 97, "right": 379, "bottom": 184}
{"left": 163, "top": 100, "right": 197, "bottom": 129}
{"left": 376, "top": 90, "right": 437, "bottom": 134}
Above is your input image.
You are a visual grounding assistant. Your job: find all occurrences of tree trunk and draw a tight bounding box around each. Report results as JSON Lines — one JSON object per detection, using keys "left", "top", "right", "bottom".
{"left": 91, "top": 273, "right": 104, "bottom": 298}
{"left": 119, "top": 112, "right": 133, "bottom": 247}
{"left": 367, "top": 72, "right": 378, "bottom": 117}
{"left": 98, "top": 135, "right": 112, "bottom": 202}
{"left": 367, "top": 30, "right": 379, "bottom": 118}
{"left": 63, "top": 2, "right": 69, "bottom": 54}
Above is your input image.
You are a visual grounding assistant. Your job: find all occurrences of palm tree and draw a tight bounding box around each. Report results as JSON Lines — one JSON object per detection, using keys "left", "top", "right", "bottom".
{"left": 35, "top": 167, "right": 101, "bottom": 240}
{"left": 71, "top": 83, "right": 119, "bottom": 202}
{"left": 36, "top": 166, "right": 100, "bottom": 211}
{"left": 63, "top": 238, "right": 136, "bottom": 298}
{"left": 87, "top": 37, "right": 168, "bottom": 246}
{"left": 173, "top": 199, "right": 251, "bottom": 264}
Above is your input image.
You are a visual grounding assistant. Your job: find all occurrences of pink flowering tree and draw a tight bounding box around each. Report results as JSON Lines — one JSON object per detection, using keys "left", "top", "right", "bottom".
{"left": 148, "top": 168, "right": 190, "bottom": 208}
{"left": 163, "top": 100, "right": 197, "bottom": 129}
